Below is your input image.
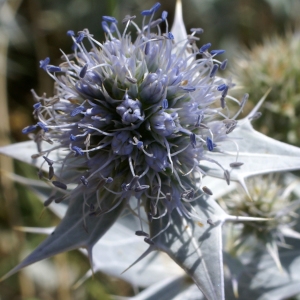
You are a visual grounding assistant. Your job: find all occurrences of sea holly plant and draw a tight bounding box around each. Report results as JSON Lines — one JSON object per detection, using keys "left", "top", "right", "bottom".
{"left": 1, "top": 1, "right": 300, "bottom": 299}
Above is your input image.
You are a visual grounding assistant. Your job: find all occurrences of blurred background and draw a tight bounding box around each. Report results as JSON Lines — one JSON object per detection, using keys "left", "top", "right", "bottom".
{"left": 0, "top": 0, "right": 300, "bottom": 299}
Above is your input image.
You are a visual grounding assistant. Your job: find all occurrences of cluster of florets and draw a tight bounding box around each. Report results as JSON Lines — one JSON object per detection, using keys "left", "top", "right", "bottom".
{"left": 222, "top": 175, "right": 300, "bottom": 251}
{"left": 22, "top": 2, "right": 246, "bottom": 243}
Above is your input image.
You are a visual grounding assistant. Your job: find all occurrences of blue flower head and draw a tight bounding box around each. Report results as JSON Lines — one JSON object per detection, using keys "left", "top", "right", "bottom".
{"left": 24, "top": 3, "right": 246, "bottom": 244}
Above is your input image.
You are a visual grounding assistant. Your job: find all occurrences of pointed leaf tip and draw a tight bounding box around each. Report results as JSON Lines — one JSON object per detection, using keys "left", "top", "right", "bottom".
{"left": 171, "top": 0, "right": 187, "bottom": 42}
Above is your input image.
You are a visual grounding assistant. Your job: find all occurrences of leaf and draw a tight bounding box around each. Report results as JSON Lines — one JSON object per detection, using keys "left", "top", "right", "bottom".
{"left": 119, "top": 275, "right": 191, "bottom": 300}
{"left": 171, "top": 0, "right": 187, "bottom": 42}
{"left": 150, "top": 196, "right": 228, "bottom": 300}
{"left": 4, "top": 172, "right": 184, "bottom": 287}
{"left": 201, "top": 117, "right": 300, "bottom": 194}
{"left": 1, "top": 191, "right": 126, "bottom": 281}
{"left": 236, "top": 250, "right": 300, "bottom": 300}
{"left": 0, "top": 140, "right": 64, "bottom": 172}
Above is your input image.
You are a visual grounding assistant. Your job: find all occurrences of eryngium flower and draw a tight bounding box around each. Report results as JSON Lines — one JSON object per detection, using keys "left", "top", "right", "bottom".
{"left": 22, "top": 2, "right": 245, "bottom": 243}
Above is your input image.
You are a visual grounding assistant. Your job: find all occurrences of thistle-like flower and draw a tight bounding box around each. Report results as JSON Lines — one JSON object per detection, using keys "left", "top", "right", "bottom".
{"left": 222, "top": 174, "right": 300, "bottom": 269}
{"left": 21, "top": 2, "right": 245, "bottom": 245}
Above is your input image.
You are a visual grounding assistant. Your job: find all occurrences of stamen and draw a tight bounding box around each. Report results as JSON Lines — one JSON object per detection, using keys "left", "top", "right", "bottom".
{"left": 52, "top": 181, "right": 67, "bottom": 190}
{"left": 202, "top": 186, "right": 213, "bottom": 196}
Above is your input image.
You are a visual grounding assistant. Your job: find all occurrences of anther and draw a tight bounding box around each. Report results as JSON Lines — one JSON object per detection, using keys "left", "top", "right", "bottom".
{"left": 22, "top": 125, "right": 37, "bottom": 134}
{"left": 224, "top": 170, "right": 230, "bottom": 185}
{"left": 44, "top": 196, "right": 56, "bottom": 207}
{"left": 210, "top": 49, "right": 225, "bottom": 56}
{"left": 202, "top": 186, "right": 213, "bottom": 196}
{"left": 210, "top": 64, "right": 219, "bottom": 77}
{"left": 47, "top": 66, "right": 62, "bottom": 73}
{"left": 167, "top": 32, "right": 174, "bottom": 39}
{"left": 220, "top": 59, "right": 228, "bottom": 70}
{"left": 66, "top": 30, "right": 75, "bottom": 36}
{"left": 217, "top": 84, "right": 227, "bottom": 91}
{"left": 207, "top": 219, "right": 215, "bottom": 226}
{"left": 122, "top": 15, "right": 136, "bottom": 24}
{"left": 166, "top": 193, "right": 172, "bottom": 201}
{"left": 79, "top": 64, "right": 88, "bottom": 78}
{"left": 190, "top": 28, "right": 204, "bottom": 34}
{"left": 48, "top": 165, "right": 54, "bottom": 180}
{"left": 43, "top": 156, "right": 53, "bottom": 166}
{"left": 230, "top": 162, "right": 244, "bottom": 168}
{"left": 148, "top": 212, "right": 153, "bottom": 222}
{"left": 126, "top": 76, "right": 137, "bottom": 84}
{"left": 52, "top": 181, "right": 67, "bottom": 190}
{"left": 150, "top": 2, "right": 161, "bottom": 13}
{"left": 161, "top": 11, "right": 168, "bottom": 20}
{"left": 220, "top": 96, "right": 226, "bottom": 109}
{"left": 76, "top": 33, "right": 85, "bottom": 43}
{"left": 106, "top": 177, "right": 113, "bottom": 184}
{"left": 102, "top": 16, "right": 118, "bottom": 23}
{"left": 199, "top": 43, "right": 211, "bottom": 53}
{"left": 162, "top": 99, "right": 168, "bottom": 109}
{"left": 144, "top": 237, "right": 154, "bottom": 245}
{"left": 135, "top": 230, "right": 149, "bottom": 237}
{"left": 72, "top": 146, "right": 84, "bottom": 156}
{"left": 80, "top": 176, "right": 88, "bottom": 186}
{"left": 39, "top": 57, "right": 50, "bottom": 70}
{"left": 206, "top": 137, "right": 214, "bottom": 151}
{"left": 190, "top": 133, "right": 196, "bottom": 148}
{"left": 37, "top": 122, "right": 48, "bottom": 132}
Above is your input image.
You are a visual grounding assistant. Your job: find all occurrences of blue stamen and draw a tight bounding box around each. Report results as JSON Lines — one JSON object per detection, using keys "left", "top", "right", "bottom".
{"left": 141, "top": 10, "right": 152, "bottom": 16}
{"left": 162, "top": 99, "right": 168, "bottom": 109}
{"left": 181, "top": 85, "right": 196, "bottom": 92}
{"left": 161, "top": 11, "right": 168, "bottom": 20}
{"left": 217, "top": 84, "right": 227, "bottom": 91}
{"left": 150, "top": 2, "right": 161, "bottom": 13}
{"left": 102, "top": 16, "right": 118, "bottom": 23}
{"left": 137, "top": 141, "right": 143, "bottom": 149}
{"left": 101, "top": 21, "right": 110, "bottom": 33}
{"left": 47, "top": 66, "right": 62, "bottom": 73}
{"left": 199, "top": 43, "right": 211, "bottom": 53}
{"left": 79, "top": 64, "right": 88, "bottom": 78}
{"left": 72, "top": 146, "right": 84, "bottom": 156}
{"left": 52, "top": 181, "right": 67, "bottom": 190}
{"left": 22, "top": 125, "right": 37, "bottom": 134}
{"left": 70, "top": 134, "right": 77, "bottom": 141}
{"left": 70, "top": 106, "right": 85, "bottom": 117}
{"left": 43, "top": 156, "right": 53, "bottom": 166}
{"left": 210, "top": 64, "right": 219, "bottom": 77}
{"left": 190, "top": 133, "right": 196, "bottom": 148}
{"left": 210, "top": 49, "right": 225, "bottom": 56}
{"left": 37, "top": 122, "right": 48, "bottom": 132}
{"left": 80, "top": 176, "right": 88, "bottom": 186}
{"left": 67, "top": 30, "right": 75, "bottom": 36}
{"left": 206, "top": 137, "right": 214, "bottom": 151}
{"left": 39, "top": 57, "right": 50, "bottom": 70}
{"left": 33, "top": 103, "right": 41, "bottom": 109}
{"left": 190, "top": 28, "right": 204, "bottom": 34}
{"left": 220, "top": 59, "right": 228, "bottom": 70}
{"left": 167, "top": 32, "right": 174, "bottom": 39}
{"left": 76, "top": 33, "right": 85, "bottom": 43}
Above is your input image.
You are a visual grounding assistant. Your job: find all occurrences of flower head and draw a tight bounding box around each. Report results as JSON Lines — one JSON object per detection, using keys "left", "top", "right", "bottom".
{"left": 23, "top": 2, "right": 246, "bottom": 243}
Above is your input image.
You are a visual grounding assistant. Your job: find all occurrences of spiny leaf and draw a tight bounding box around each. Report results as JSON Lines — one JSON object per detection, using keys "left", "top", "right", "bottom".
{"left": 1, "top": 192, "right": 126, "bottom": 281}
{"left": 150, "top": 196, "right": 228, "bottom": 300}
{"left": 0, "top": 141, "right": 64, "bottom": 172}
{"left": 201, "top": 117, "right": 300, "bottom": 192}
